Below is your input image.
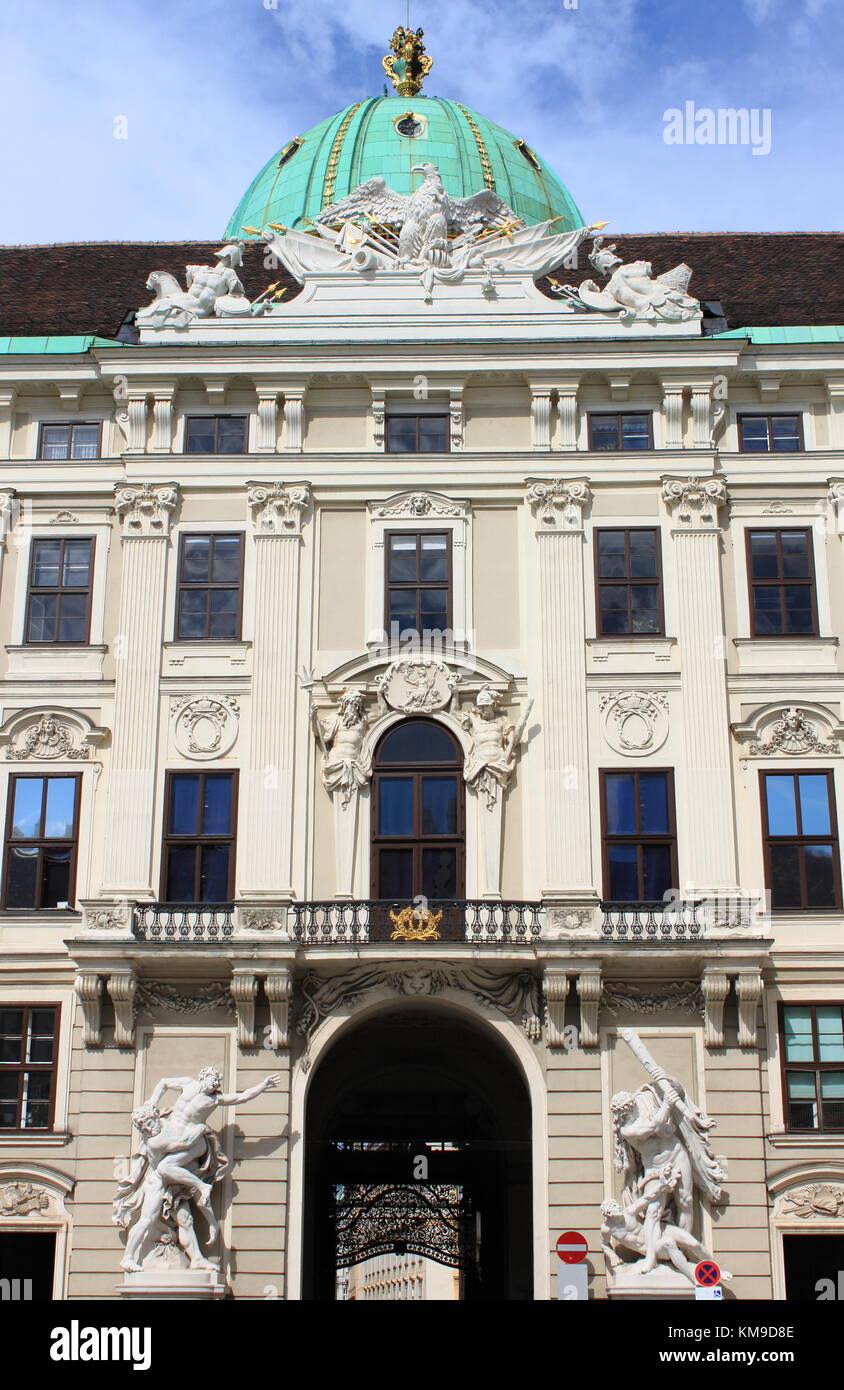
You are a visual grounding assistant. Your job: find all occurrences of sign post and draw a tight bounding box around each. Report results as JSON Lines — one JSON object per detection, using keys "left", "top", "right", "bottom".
{"left": 694, "top": 1259, "right": 722, "bottom": 1301}
{"left": 555, "top": 1231, "right": 588, "bottom": 1300}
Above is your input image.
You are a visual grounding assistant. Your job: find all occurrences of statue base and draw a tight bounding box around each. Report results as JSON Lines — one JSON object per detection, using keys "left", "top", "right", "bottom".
{"left": 118, "top": 1267, "right": 228, "bottom": 1300}
{"left": 607, "top": 1266, "right": 696, "bottom": 1300}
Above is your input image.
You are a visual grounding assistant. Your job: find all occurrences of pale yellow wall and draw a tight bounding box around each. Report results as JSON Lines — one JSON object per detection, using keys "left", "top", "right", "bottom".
{"left": 304, "top": 389, "right": 369, "bottom": 451}
{"left": 317, "top": 508, "right": 366, "bottom": 652}
{"left": 472, "top": 508, "right": 520, "bottom": 650}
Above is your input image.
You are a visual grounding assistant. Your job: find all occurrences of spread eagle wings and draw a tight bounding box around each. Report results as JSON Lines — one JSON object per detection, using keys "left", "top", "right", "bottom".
{"left": 445, "top": 189, "right": 522, "bottom": 233}
{"left": 318, "top": 179, "right": 522, "bottom": 233}
{"left": 317, "top": 178, "right": 411, "bottom": 227}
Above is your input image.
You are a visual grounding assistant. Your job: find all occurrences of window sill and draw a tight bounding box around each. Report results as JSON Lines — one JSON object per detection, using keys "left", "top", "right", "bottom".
{"left": 733, "top": 635, "right": 838, "bottom": 674}
{"left": 4, "top": 644, "right": 107, "bottom": 679}
{"left": 0, "top": 1131, "right": 71, "bottom": 1146}
{"left": 162, "top": 640, "right": 251, "bottom": 675}
{"left": 767, "top": 1132, "right": 844, "bottom": 1147}
{"left": 587, "top": 636, "right": 677, "bottom": 668}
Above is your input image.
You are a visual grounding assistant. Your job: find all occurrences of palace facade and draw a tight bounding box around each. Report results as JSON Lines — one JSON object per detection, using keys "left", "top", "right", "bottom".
{"left": 2, "top": 29, "right": 844, "bottom": 1301}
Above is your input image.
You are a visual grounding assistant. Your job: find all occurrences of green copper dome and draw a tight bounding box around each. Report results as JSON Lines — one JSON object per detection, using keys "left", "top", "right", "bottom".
{"left": 224, "top": 94, "right": 583, "bottom": 239}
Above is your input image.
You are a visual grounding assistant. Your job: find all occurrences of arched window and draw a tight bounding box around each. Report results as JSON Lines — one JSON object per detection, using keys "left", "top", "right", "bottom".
{"left": 371, "top": 720, "right": 464, "bottom": 900}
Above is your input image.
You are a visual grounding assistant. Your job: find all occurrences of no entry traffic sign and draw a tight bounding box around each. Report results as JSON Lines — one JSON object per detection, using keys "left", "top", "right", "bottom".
{"left": 694, "top": 1259, "right": 721, "bottom": 1287}
{"left": 556, "top": 1230, "right": 588, "bottom": 1264}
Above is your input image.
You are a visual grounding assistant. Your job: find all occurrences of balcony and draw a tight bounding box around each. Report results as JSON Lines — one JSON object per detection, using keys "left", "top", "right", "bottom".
{"left": 125, "top": 895, "right": 760, "bottom": 945}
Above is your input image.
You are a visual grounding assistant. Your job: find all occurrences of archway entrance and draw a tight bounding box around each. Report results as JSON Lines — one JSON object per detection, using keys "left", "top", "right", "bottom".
{"left": 302, "top": 1005, "right": 533, "bottom": 1300}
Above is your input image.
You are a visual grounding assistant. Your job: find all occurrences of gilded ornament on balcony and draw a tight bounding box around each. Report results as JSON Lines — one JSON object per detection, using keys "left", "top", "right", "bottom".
{"left": 389, "top": 904, "right": 443, "bottom": 941}
{"left": 382, "top": 26, "right": 433, "bottom": 97}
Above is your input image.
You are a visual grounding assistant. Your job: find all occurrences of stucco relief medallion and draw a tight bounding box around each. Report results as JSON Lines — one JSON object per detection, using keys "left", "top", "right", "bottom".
{"left": 171, "top": 696, "right": 239, "bottom": 760}
{"left": 376, "top": 659, "right": 460, "bottom": 713}
{"left": 1, "top": 1182, "right": 49, "bottom": 1217}
{"left": 779, "top": 1184, "right": 844, "bottom": 1219}
{"left": 600, "top": 690, "right": 668, "bottom": 757}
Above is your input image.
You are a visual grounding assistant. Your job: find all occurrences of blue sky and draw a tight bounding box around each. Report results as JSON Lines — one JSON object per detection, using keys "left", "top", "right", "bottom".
{"left": 1, "top": 0, "right": 842, "bottom": 243}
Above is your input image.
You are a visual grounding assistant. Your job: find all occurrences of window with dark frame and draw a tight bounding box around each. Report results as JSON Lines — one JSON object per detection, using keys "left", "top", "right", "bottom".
{"left": 739, "top": 414, "right": 803, "bottom": 453}
{"left": 385, "top": 415, "right": 449, "bottom": 453}
{"left": 371, "top": 720, "right": 464, "bottom": 901}
{"left": 162, "top": 771, "right": 237, "bottom": 903}
{"left": 385, "top": 531, "right": 451, "bottom": 640}
{"left": 588, "top": 413, "right": 652, "bottom": 451}
{"left": 747, "top": 529, "right": 817, "bottom": 637}
{"left": 761, "top": 770, "right": 841, "bottom": 910}
{"left": 184, "top": 416, "right": 248, "bottom": 454}
{"left": 601, "top": 769, "right": 677, "bottom": 902}
{"left": 25, "top": 538, "right": 93, "bottom": 645}
{"left": 595, "top": 528, "right": 663, "bottom": 636}
{"left": 780, "top": 1003, "right": 844, "bottom": 1132}
{"left": 176, "top": 534, "right": 244, "bottom": 641}
{"left": 0, "top": 1005, "right": 59, "bottom": 1130}
{"left": 38, "top": 423, "right": 101, "bottom": 460}
{"left": 3, "top": 776, "right": 80, "bottom": 910}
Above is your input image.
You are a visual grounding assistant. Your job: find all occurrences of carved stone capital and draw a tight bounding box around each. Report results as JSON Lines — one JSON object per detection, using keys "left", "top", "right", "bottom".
{"left": 701, "top": 970, "right": 729, "bottom": 1049}
{"left": 661, "top": 474, "right": 728, "bottom": 529}
{"left": 231, "top": 970, "right": 259, "bottom": 1047}
{"left": 107, "top": 970, "right": 137, "bottom": 1048}
{"left": 544, "top": 969, "right": 570, "bottom": 1048}
{"left": 526, "top": 477, "right": 591, "bottom": 530}
{"left": 265, "top": 969, "right": 293, "bottom": 1049}
{"left": 735, "top": 969, "right": 763, "bottom": 1049}
{"left": 576, "top": 969, "right": 602, "bottom": 1048}
{"left": 75, "top": 972, "right": 103, "bottom": 1047}
{"left": 246, "top": 481, "right": 311, "bottom": 535}
{"left": 114, "top": 482, "right": 179, "bottom": 537}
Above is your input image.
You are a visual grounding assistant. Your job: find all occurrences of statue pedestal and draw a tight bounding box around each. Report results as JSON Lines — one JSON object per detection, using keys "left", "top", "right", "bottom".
{"left": 607, "top": 1267, "right": 695, "bottom": 1300}
{"left": 118, "top": 1268, "right": 228, "bottom": 1300}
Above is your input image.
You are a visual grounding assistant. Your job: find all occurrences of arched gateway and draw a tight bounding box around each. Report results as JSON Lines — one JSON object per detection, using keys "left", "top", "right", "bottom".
{"left": 301, "top": 1005, "right": 533, "bottom": 1300}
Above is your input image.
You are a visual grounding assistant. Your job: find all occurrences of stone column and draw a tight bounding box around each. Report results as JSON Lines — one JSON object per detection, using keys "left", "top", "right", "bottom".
{"left": 530, "top": 390, "right": 552, "bottom": 451}
{"left": 825, "top": 378, "right": 844, "bottom": 449}
{"left": 282, "top": 392, "right": 305, "bottom": 452}
{"left": 662, "top": 475, "right": 737, "bottom": 893}
{"left": 526, "top": 478, "right": 594, "bottom": 899}
{"left": 150, "top": 388, "right": 175, "bottom": 453}
{"left": 690, "top": 385, "right": 714, "bottom": 448}
{"left": 256, "top": 387, "right": 280, "bottom": 453}
{"left": 238, "top": 482, "right": 311, "bottom": 898}
{"left": 661, "top": 383, "right": 685, "bottom": 449}
{"left": 123, "top": 393, "right": 148, "bottom": 454}
{"left": 0, "top": 388, "right": 16, "bottom": 458}
{"left": 556, "top": 382, "right": 579, "bottom": 451}
{"left": 100, "top": 484, "right": 179, "bottom": 895}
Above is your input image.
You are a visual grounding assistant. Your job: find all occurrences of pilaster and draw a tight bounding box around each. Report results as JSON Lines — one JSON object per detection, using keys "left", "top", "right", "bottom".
{"left": 662, "top": 475, "right": 737, "bottom": 893}
{"left": 0, "top": 388, "right": 17, "bottom": 458}
{"left": 100, "top": 483, "right": 179, "bottom": 894}
{"left": 238, "top": 482, "right": 311, "bottom": 897}
{"left": 527, "top": 478, "right": 594, "bottom": 897}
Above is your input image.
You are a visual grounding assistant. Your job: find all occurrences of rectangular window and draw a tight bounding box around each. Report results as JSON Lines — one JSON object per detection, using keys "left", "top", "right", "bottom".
{"left": 25, "top": 537, "right": 93, "bottom": 644}
{"left": 747, "top": 529, "right": 817, "bottom": 637}
{"left": 0, "top": 1005, "right": 59, "bottom": 1130}
{"left": 176, "top": 534, "right": 243, "bottom": 641}
{"left": 601, "top": 769, "right": 676, "bottom": 902}
{"left": 761, "top": 771, "right": 841, "bottom": 910}
{"left": 739, "top": 414, "right": 803, "bottom": 453}
{"left": 588, "top": 413, "right": 652, "bottom": 451}
{"left": 385, "top": 415, "right": 449, "bottom": 453}
{"left": 184, "top": 416, "right": 248, "bottom": 454}
{"left": 3, "top": 776, "right": 80, "bottom": 910}
{"left": 162, "top": 772, "right": 237, "bottom": 902}
{"left": 38, "top": 423, "right": 101, "bottom": 460}
{"left": 781, "top": 1003, "right": 844, "bottom": 1131}
{"left": 385, "top": 531, "right": 451, "bottom": 640}
{"left": 595, "top": 528, "right": 663, "bottom": 636}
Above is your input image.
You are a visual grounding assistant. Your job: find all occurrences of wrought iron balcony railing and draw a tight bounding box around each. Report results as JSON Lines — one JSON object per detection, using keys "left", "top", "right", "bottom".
{"left": 133, "top": 902, "right": 235, "bottom": 941}
{"left": 599, "top": 900, "right": 705, "bottom": 941}
{"left": 289, "top": 899, "right": 543, "bottom": 945}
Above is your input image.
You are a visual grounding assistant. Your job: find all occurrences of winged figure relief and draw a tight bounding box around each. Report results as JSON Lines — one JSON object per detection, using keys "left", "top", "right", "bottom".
{"left": 316, "top": 162, "right": 523, "bottom": 268}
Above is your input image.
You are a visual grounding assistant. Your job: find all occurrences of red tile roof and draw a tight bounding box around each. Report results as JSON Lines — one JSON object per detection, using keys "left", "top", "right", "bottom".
{"left": 0, "top": 234, "right": 842, "bottom": 338}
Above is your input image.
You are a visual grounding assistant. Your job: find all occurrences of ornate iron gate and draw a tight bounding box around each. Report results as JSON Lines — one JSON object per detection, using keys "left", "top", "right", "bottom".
{"left": 333, "top": 1182, "right": 474, "bottom": 1270}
